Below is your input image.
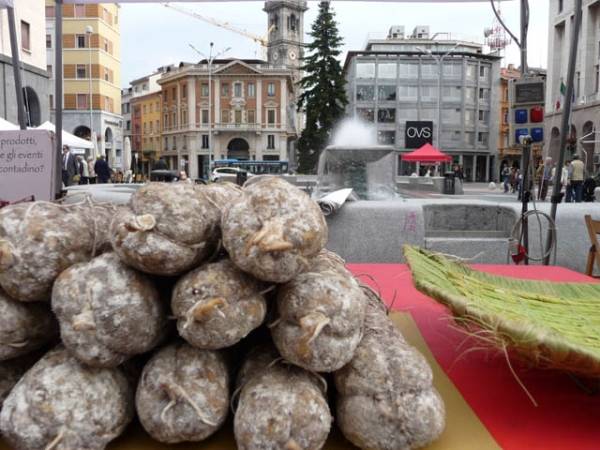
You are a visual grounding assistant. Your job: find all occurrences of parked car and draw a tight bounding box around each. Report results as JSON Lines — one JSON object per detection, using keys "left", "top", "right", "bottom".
{"left": 210, "top": 167, "right": 254, "bottom": 182}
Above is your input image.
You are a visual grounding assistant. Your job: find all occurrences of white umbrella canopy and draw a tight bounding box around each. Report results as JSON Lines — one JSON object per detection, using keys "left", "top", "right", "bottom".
{"left": 0, "top": 117, "right": 19, "bottom": 130}
{"left": 123, "top": 137, "right": 132, "bottom": 171}
{"left": 36, "top": 121, "right": 93, "bottom": 149}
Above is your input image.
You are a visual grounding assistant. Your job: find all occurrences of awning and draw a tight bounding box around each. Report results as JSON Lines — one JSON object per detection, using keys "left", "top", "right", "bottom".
{"left": 0, "top": 117, "right": 19, "bottom": 130}
{"left": 402, "top": 143, "right": 452, "bottom": 163}
{"left": 36, "top": 121, "right": 93, "bottom": 149}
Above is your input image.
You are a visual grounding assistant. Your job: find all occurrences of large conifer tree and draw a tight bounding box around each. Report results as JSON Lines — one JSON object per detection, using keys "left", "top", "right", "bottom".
{"left": 296, "top": 1, "right": 348, "bottom": 174}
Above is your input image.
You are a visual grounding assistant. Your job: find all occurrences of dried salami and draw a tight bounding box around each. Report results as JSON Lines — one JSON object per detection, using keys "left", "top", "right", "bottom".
{"left": 135, "top": 342, "right": 229, "bottom": 444}
{"left": 234, "top": 344, "right": 332, "bottom": 450}
{"left": 0, "top": 201, "right": 105, "bottom": 302}
{"left": 271, "top": 260, "right": 366, "bottom": 372}
{"left": 0, "top": 289, "right": 57, "bottom": 361}
{"left": 172, "top": 259, "right": 267, "bottom": 349}
{"left": 334, "top": 288, "right": 445, "bottom": 450}
{"left": 52, "top": 252, "right": 166, "bottom": 368}
{"left": 110, "top": 183, "right": 220, "bottom": 275}
{"left": 222, "top": 177, "right": 327, "bottom": 283}
{"left": 0, "top": 346, "right": 134, "bottom": 450}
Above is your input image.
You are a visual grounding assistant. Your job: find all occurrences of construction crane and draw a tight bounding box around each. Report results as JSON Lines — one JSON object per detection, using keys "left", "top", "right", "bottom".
{"left": 162, "top": 3, "right": 273, "bottom": 59}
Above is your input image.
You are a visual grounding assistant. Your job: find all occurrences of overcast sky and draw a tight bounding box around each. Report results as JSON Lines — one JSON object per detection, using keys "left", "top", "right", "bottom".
{"left": 120, "top": 1, "right": 549, "bottom": 87}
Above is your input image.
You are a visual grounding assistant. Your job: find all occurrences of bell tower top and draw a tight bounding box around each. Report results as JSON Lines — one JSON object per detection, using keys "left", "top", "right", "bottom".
{"left": 264, "top": 0, "right": 307, "bottom": 74}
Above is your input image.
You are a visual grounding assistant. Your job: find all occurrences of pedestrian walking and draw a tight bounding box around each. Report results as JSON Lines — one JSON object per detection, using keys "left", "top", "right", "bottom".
{"left": 537, "top": 157, "right": 553, "bottom": 201}
{"left": 501, "top": 164, "right": 510, "bottom": 193}
{"left": 570, "top": 155, "right": 585, "bottom": 202}
{"left": 87, "top": 156, "right": 97, "bottom": 184}
{"left": 77, "top": 155, "right": 90, "bottom": 184}
{"left": 61, "top": 145, "right": 78, "bottom": 187}
{"left": 94, "top": 155, "right": 112, "bottom": 184}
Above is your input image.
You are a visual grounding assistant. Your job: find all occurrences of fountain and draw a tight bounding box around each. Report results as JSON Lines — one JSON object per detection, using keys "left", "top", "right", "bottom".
{"left": 314, "top": 119, "right": 401, "bottom": 200}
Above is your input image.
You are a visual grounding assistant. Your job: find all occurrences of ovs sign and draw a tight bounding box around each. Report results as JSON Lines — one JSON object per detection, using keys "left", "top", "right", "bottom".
{"left": 405, "top": 121, "right": 433, "bottom": 149}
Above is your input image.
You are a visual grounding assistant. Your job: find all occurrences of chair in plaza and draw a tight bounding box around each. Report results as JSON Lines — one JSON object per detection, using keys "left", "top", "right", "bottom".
{"left": 585, "top": 215, "right": 600, "bottom": 278}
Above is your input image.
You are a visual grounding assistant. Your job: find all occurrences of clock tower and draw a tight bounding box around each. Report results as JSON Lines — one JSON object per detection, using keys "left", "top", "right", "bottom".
{"left": 264, "top": 0, "right": 307, "bottom": 78}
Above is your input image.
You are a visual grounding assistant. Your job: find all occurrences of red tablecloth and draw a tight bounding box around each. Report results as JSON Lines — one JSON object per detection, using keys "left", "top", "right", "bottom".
{"left": 348, "top": 264, "right": 600, "bottom": 450}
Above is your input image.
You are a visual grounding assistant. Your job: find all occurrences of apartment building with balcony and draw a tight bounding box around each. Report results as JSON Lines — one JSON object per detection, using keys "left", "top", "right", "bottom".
{"left": 157, "top": 58, "right": 299, "bottom": 179}
{"left": 0, "top": 0, "right": 49, "bottom": 126}
{"left": 46, "top": 2, "right": 121, "bottom": 163}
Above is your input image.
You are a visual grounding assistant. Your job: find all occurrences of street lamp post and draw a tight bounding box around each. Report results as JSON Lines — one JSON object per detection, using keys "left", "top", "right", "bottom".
{"left": 416, "top": 43, "right": 460, "bottom": 150}
{"left": 189, "top": 42, "right": 230, "bottom": 179}
{"left": 85, "top": 25, "right": 93, "bottom": 147}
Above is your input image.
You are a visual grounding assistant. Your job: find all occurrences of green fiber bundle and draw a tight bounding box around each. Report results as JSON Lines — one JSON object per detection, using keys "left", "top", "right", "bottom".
{"left": 404, "top": 245, "right": 600, "bottom": 376}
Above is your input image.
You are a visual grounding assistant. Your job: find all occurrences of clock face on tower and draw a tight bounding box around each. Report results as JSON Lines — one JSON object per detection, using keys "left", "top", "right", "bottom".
{"left": 272, "top": 50, "right": 279, "bottom": 61}
{"left": 289, "top": 50, "right": 297, "bottom": 60}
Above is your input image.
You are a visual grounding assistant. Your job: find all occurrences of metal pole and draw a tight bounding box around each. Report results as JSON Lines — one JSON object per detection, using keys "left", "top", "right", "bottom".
{"left": 208, "top": 42, "right": 213, "bottom": 179}
{"left": 544, "top": 0, "right": 583, "bottom": 265}
{"left": 55, "top": 0, "right": 64, "bottom": 197}
{"left": 6, "top": 6, "right": 27, "bottom": 129}
{"left": 520, "top": 0, "right": 528, "bottom": 76}
{"left": 436, "top": 55, "right": 442, "bottom": 149}
{"left": 88, "top": 30, "right": 93, "bottom": 143}
{"left": 519, "top": 0, "right": 530, "bottom": 262}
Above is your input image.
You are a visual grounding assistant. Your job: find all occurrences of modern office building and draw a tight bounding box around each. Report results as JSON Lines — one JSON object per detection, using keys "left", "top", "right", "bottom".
{"left": 545, "top": 0, "right": 600, "bottom": 173}
{"left": 0, "top": 0, "right": 49, "bottom": 126}
{"left": 157, "top": 58, "right": 299, "bottom": 178}
{"left": 46, "top": 2, "right": 122, "bottom": 164}
{"left": 344, "top": 26, "right": 502, "bottom": 181}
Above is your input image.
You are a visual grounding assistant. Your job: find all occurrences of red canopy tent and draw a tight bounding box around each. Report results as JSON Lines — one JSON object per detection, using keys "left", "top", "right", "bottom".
{"left": 402, "top": 143, "right": 452, "bottom": 163}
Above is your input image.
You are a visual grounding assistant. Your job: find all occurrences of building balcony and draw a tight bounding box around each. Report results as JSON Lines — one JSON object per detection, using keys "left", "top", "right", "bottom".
{"left": 213, "top": 123, "right": 265, "bottom": 132}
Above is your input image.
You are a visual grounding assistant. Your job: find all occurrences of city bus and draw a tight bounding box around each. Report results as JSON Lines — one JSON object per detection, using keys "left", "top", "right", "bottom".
{"left": 213, "top": 159, "right": 289, "bottom": 175}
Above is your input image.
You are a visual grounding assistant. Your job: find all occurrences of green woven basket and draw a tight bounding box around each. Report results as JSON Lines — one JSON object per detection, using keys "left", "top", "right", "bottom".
{"left": 404, "top": 245, "right": 600, "bottom": 377}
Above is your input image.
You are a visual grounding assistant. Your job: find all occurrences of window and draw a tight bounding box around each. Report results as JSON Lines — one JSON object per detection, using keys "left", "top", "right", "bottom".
{"left": 49, "top": 94, "right": 54, "bottom": 109}
{"left": 377, "top": 108, "right": 395, "bottom": 123}
{"left": 201, "top": 83, "right": 209, "bottom": 97}
{"left": 202, "top": 135, "right": 209, "bottom": 149}
{"left": 46, "top": 34, "right": 52, "bottom": 49}
{"left": 378, "top": 63, "right": 397, "bottom": 79}
{"left": 149, "top": 103, "right": 153, "bottom": 114}
{"left": 465, "top": 109, "right": 475, "bottom": 125}
{"left": 247, "top": 110, "right": 255, "bottom": 123}
{"left": 76, "top": 34, "right": 87, "bottom": 48}
{"left": 156, "top": 120, "right": 159, "bottom": 131}
{"left": 163, "top": 114, "right": 169, "bottom": 130}
{"left": 76, "top": 94, "right": 88, "bottom": 109}
{"left": 398, "top": 63, "right": 418, "bottom": 78}
{"left": 183, "top": 135, "right": 188, "bottom": 149}
{"left": 75, "top": 4, "right": 85, "bottom": 17}
{"left": 248, "top": 83, "right": 256, "bottom": 97}
{"left": 104, "top": 68, "right": 110, "bottom": 82}
{"left": 143, "top": 122, "right": 147, "bottom": 133}
{"left": 172, "top": 112, "right": 177, "bottom": 128}
{"left": 558, "top": 0, "right": 563, "bottom": 13}
{"left": 234, "top": 110, "right": 242, "bottom": 124}
{"left": 420, "top": 86, "right": 437, "bottom": 101}
{"left": 443, "top": 86, "right": 462, "bottom": 101}
{"left": 182, "top": 110, "right": 187, "bottom": 126}
{"left": 464, "top": 131, "right": 475, "bottom": 145}
{"left": 356, "top": 85, "right": 374, "bottom": 101}
{"left": 377, "top": 131, "right": 395, "bottom": 145}
{"left": 234, "top": 83, "right": 242, "bottom": 97}
{"left": 172, "top": 136, "right": 177, "bottom": 150}
{"left": 356, "top": 62, "right": 375, "bottom": 78}
{"left": 172, "top": 87, "right": 177, "bottom": 102}
{"left": 200, "top": 109, "right": 208, "bottom": 124}
{"left": 267, "top": 109, "right": 276, "bottom": 125}
{"left": 465, "top": 87, "right": 476, "bottom": 103}
{"left": 45, "top": 6, "right": 55, "bottom": 17}
{"left": 478, "top": 110, "right": 489, "bottom": 123}
{"left": 126, "top": 120, "right": 131, "bottom": 131}
{"left": 398, "top": 85, "right": 418, "bottom": 100}
{"left": 478, "top": 132, "right": 489, "bottom": 146}
{"left": 479, "top": 66, "right": 488, "bottom": 79}
{"left": 357, "top": 108, "right": 374, "bottom": 122}
{"left": 143, "top": 105, "right": 147, "bottom": 114}
{"left": 267, "top": 83, "right": 276, "bottom": 97}
{"left": 442, "top": 64, "right": 462, "bottom": 78}
{"left": 164, "top": 137, "right": 168, "bottom": 150}
{"left": 378, "top": 85, "right": 396, "bottom": 101}
{"left": 466, "top": 65, "right": 476, "bottom": 81}
{"left": 596, "top": 65, "right": 599, "bottom": 93}
{"left": 441, "top": 108, "right": 461, "bottom": 124}
{"left": 20, "top": 21, "right": 30, "bottom": 52}
{"left": 104, "top": 39, "right": 109, "bottom": 53}
{"left": 221, "top": 109, "right": 229, "bottom": 123}
{"left": 478, "top": 88, "right": 490, "bottom": 102}
{"left": 221, "top": 83, "right": 229, "bottom": 97}
{"left": 76, "top": 64, "right": 87, "bottom": 79}
{"left": 267, "top": 135, "right": 275, "bottom": 149}
{"left": 47, "top": 65, "right": 53, "bottom": 77}
{"left": 182, "top": 85, "right": 187, "bottom": 99}
{"left": 576, "top": 71, "right": 581, "bottom": 98}
{"left": 421, "top": 64, "right": 438, "bottom": 79}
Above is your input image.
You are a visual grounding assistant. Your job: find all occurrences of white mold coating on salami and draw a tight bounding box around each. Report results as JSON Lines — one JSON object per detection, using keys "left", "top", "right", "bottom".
{"left": 0, "top": 346, "right": 134, "bottom": 450}
{"left": 271, "top": 267, "right": 366, "bottom": 373}
{"left": 135, "top": 342, "right": 229, "bottom": 444}
{"left": 0, "top": 202, "right": 103, "bottom": 302}
{"left": 51, "top": 252, "right": 166, "bottom": 368}
{"left": 222, "top": 177, "right": 327, "bottom": 283}
{"left": 110, "top": 183, "right": 220, "bottom": 275}
{"left": 333, "top": 289, "right": 446, "bottom": 450}
{"left": 0, "top": 289, "right": 58, "bottom": 360}
{"left": 234, "top": 344, "right": 332, "bottom": 450}
{"left": 172, "top": 259, "right": 267, "bottom": 349}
